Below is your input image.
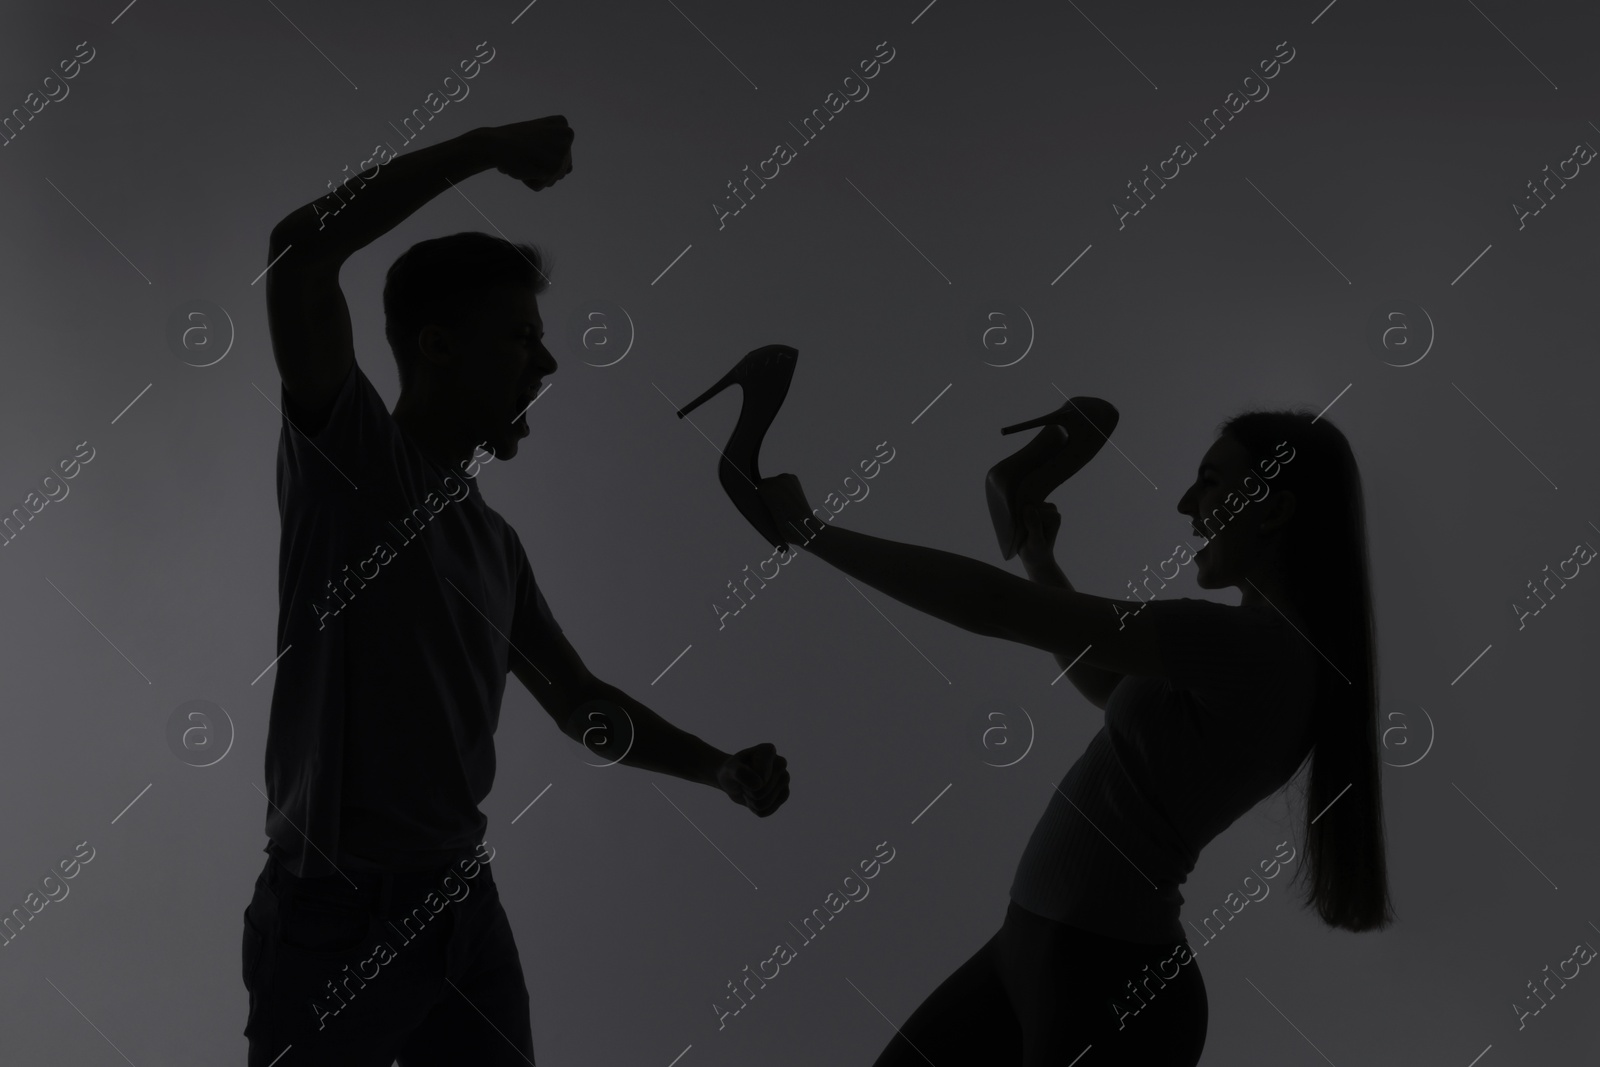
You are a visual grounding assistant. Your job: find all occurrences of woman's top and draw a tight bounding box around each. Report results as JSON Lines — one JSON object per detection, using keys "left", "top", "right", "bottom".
{"left": 1008, "top": 596, "right": 1319, "bottom": 945}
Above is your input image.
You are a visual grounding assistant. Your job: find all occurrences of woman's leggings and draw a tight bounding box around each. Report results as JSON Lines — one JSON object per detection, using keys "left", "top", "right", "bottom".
{"left": 872, "top": 901, "right": 1208, "bottom": 1066}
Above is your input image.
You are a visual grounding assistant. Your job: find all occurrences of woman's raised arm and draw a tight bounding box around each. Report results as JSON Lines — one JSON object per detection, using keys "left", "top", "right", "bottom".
{"left": 762, "top": 474, "right": 1165, "bottom": 679}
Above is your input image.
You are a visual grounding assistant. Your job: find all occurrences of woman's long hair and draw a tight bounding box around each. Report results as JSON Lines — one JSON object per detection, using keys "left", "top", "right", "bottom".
{"left": 1219, "top": 410, "right": 1394, "bottom": 932}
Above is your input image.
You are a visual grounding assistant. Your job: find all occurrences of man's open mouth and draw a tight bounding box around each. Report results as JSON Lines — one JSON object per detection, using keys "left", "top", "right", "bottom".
{"left": 511, "top": 382, "right": 543, "bottom": 424}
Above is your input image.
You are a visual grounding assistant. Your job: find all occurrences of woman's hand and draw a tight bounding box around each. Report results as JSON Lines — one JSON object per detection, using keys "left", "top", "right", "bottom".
{"left": 1016, "top": 502, "right": 1064, "bottom": 576}
{"left": 757, "top": 473, "right": 817, "bottom": 544}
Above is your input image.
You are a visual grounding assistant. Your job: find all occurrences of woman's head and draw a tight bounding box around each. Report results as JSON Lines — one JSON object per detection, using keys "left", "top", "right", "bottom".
{"left": 1175, "top": 430, "right": 1297, "bottom": 594}
{"left": 1213, "top": 411, "right": 1364, "bottom": 599}
{"left": 1202, "top": 409, "right": 1395, "bottom": 932}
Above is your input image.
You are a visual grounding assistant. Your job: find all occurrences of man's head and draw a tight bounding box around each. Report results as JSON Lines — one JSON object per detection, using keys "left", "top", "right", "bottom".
{"left": 383, "top": 232, "right": 557, "bottom": 462}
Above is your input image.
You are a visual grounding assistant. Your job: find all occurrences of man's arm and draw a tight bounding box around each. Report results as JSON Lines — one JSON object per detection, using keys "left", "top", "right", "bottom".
{"left": 509, "top": 633, "right": 724, "bottom": 784}
{"left": 264, "top": 117, "right": 573, "bottom": 431}
{"left": 509, "top": 619, "right": 789, "bottom": 816}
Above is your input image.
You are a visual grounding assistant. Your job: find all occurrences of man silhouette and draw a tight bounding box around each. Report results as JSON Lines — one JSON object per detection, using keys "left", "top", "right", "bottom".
{"left": 241, "top": 115, "right": 791, "bottom": 1065}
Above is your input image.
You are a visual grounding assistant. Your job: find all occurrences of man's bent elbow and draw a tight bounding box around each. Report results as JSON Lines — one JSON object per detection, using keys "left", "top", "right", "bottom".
{"left": 268, "top": 207, "right": 349, "bottom": 270}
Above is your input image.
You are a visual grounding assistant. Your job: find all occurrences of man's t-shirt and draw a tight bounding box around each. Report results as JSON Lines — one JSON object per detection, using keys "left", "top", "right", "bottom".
{"left": 263, "top": 361, "right": 560, "bottom": 877}
{"left": 1008, "top": 597, "right": 1319, "bottom": 944}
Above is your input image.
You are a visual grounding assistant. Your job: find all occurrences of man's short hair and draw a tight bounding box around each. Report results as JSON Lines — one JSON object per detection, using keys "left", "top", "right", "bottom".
{"left": 382, "top": 231, "right": 549, "bottom": 392}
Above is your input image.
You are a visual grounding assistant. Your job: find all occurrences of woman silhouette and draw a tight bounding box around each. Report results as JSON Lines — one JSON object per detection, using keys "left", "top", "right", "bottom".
{"left": 740, "top": 399, "right": 1394, "bottom": 1065}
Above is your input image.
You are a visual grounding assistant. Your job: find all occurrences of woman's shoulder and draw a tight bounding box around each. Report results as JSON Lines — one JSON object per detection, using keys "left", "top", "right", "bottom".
{"left": 1145, "top": 596, "right": 1318, "bottom": 694}
{"left": 1158, "top": 595, "right": 1302, "bottom": 633}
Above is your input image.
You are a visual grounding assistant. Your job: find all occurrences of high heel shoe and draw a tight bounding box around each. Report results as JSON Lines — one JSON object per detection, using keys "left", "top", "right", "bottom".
{"left": 676, "top": 344, "right": 799, "bottom": 552}
{"left": 985, "top": 396, "right": 1119, "bottom": 560}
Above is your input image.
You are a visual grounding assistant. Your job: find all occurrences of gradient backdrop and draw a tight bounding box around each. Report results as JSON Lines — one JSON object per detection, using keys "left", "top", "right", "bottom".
{"left": 0, "top": 0, "right": 1595, "bottom": 1063}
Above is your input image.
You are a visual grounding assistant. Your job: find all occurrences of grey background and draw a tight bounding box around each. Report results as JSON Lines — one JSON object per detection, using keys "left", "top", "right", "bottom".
{"left": 0, "top": 0, "right": 1595, "bottom": 1062}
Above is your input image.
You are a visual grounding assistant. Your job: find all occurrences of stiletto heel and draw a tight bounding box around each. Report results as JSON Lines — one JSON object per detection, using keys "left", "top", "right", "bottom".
{"left": 675, "top": 365, "right": 742, "bottom": 419}
{"left": 985, "top": 396, "right": 1119, "bottom": 560}
{"left": 676, "top": 344, "right": 799, "bottom": 552}
{"left": 1001, "top": 411, "right": 1070, "bottom": 435}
